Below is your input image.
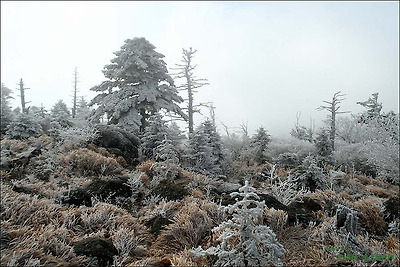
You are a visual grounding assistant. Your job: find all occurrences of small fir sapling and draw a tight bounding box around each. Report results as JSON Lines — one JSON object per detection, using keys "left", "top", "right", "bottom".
{"left": 187, "top": 119, "right": 223, "bottom": 174}
{"left": 51, "top": 100, "right": 73, "bottom": 128}
{"left": 5, "top": 113, "right": 42, "bottom": 140}
{"left": 192, "top": 180, "right": 285, "bottom": 267}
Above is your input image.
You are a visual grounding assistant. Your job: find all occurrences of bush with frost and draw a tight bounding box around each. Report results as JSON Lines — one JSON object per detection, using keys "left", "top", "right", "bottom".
{"left": 192, "top": 180, "right": 285, "bottom": 266}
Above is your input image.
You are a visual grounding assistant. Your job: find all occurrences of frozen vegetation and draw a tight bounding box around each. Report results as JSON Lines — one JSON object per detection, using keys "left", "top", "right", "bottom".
{"left": 0, "top": 38, "right": 399, "bottom": 266}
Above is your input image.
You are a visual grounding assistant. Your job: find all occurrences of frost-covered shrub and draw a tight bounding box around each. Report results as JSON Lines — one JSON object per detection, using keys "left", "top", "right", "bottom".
{"left": 270, "top": 173, "right": 310, "bottom": 205}
{"left": 154, "top": 138, "right": 179, "bottom": 164}
{"left": 192, "top": 181, "right": 285, "bottom": 267}
{"left": 156, "top": 199, "right": 225, "bottom": 253}
{"left": 293, "top": 156, "right": 328, "bottom": 191}
{"left": 5, "top": 113, "right": 42, "bottom": 140}
{"left": 314, "top": 129, "right": 334, "bottom": 164}
{"left": 276, "top": 152, "right": 300, "bottom": 168}
{"left": 57, "top": 126, "right": 99, "bottom": 151}
{"left": 266, "top": 137, "right": 316, "bottom": 163}
{"left": 334, "top": 141, "right": 378, "bottom": 177}
{"left": 187, "top": 120, "right": 223, "bottom": 174}
{"left": 60, "top": 148, "right": 123, "bottom": 176}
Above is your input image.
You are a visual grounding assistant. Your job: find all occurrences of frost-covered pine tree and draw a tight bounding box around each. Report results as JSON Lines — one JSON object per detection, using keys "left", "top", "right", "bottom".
{"left": 357, "top": 93, "right": 382, "bottom": 123}
{"left": 314, "top": 128, "right": 334, "bottom": 164}
{"left": 192, "top": 180, "right": 285, "bottom": 267}
{"left": 51, "top": 100, "right": 72, "bottom": 128}
{"left": 249, "top": 127, "right": 271, "bottom": 165}
{"left": 89, "top": 37, "right": 187, "bottom": 132}
{"left": 154, "top": 138, "right": 180, "bottom": 164}
{"left": 188, "top": 119, "right": 223, "bottom": 174}
{"left": 75, "top": 97, "right": 92, "bottom": 120}
{"left": 5, "top": 113, "right": 42, "bottom": 140}
{"left": 1, "top": 83, "right": 14, "bottom": 135}
{"left": 141, "top": 113, "right": 170, "bottom": 159}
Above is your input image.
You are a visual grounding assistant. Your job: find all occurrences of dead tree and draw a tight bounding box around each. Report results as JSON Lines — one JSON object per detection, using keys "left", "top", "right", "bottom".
{"left": 72, "top": 67, "right": 79, "bottom": 118}
{"left": 16, "top": 78, "right": 30, "bottom": 114}
{"left": 172, "top": 47, "right": 209, "bottom": 135}
{"left": 317, "top": 91, "right": 349, "bottom": 151}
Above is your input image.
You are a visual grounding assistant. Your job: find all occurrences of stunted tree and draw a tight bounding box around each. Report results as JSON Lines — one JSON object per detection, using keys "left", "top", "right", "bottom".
{"left": 192, "top": 181, "right": 285, "bottom": 266}
{"left": 357, "top": 93, "right": 382, "bottom": 122}
{"left": 51, "top": 100, "right": 72, "bottom": 128}
{"left": 249, "top": 127, "right": 271, "bottom": 165}
{"left": 188, "top": 119, "right": 223, "bottom": 174}
{"left": 90, "top": 37, "right": 187, "bottom": 132}
{"left": 317, "top": 91, "right": 349, "bottom": 151}
{"left": 173, "top": 47, "right": 209, "bottom": 135}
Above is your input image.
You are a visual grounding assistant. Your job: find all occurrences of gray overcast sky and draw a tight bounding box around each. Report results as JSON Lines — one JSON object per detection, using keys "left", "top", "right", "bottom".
{"left": 1, "top": 1, "right": 399, "bottom": 137}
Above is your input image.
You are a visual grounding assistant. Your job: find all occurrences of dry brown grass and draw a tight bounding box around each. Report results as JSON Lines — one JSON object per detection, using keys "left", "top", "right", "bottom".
{"left": 60, "top": 148, "right": 123, "bottom": 176}
{"left": 354, "top": 197, "right": 387, "bottom": 236}
{"left": 0, "top": 139, "right": 28, "bottom": 152}
{"left": 307, "top": 189, "right": 353, "bottom": 216}
{"left": 264, "top": 207, "right": 288, "bottom": 235}
{"left": 154, "top": 198, "right": 225, "bottom": 253}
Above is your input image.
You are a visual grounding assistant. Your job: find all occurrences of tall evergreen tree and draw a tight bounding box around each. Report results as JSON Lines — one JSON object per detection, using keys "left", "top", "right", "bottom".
{"left": 89, "top": 37, "right": 187, "bottom": 132}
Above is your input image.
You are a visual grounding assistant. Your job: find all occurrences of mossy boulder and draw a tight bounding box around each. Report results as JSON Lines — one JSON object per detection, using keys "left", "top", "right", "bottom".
{"left": 73, "top": 237, "right": 117, "bottom": 267}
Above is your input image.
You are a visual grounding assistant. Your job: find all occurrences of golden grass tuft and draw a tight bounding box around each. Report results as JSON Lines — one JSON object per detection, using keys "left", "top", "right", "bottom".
{"left": 353, "top": 197, "right": 387, "bottom": 236}
{"left": 60, "top": 148, "right": 123, "bottom": 176}
{"left": 264, "top": 207, "right": 288, "bottom": 235}
{"left": 155, "top": 198, "right": 225, "bottom": 253}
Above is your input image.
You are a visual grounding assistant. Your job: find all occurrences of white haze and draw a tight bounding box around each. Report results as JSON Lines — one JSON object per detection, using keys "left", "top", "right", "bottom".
{"left": 1, "top": 1, "right": 398, "bottom": 137}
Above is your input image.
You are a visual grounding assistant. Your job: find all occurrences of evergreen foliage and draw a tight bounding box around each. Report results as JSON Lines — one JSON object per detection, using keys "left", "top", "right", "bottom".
{"left": 51, "top": 100, "right": 72, "bottom": 128}
{"left": 192, "top": 181, "right": 285, "bottom": 266}
{"left": 89, "top": 37, "right": 187, "bottom": 131}
{"left": 314, "top": 129, "right": 333, "bottom": 164}
{"left": 1, "top": 83, "right": 14, "bottom": 135}
{"left": 249, "top": 127, "right": 271, "bottom": 165}
{"left": 188, "top": 120, "right": 223, "bottom": 174}
{"left": 5, "top": 113, "right": 42, "bottom": 140}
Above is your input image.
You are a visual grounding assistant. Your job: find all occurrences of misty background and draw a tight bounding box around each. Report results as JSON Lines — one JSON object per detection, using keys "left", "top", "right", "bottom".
{"left": 1, "top": 1, "right": 398, "bottom": 137}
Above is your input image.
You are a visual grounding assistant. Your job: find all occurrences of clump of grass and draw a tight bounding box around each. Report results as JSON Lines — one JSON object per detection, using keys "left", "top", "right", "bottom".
{"left": 354, "top": 197, "right": 387, "bottom": 236}
{"left": 60, "top": 148, "right": 123, "bottom": 176}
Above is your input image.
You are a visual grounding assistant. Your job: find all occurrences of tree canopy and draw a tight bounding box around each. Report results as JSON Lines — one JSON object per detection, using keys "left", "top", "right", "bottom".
{"left": 89, "top": 37, "right": 187, "bottom": 132}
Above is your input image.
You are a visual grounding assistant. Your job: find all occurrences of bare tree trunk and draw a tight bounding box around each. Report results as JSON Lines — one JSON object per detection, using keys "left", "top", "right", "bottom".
{"left": 17, "top": 79, "right": 30, "bottom": 114}
{"left": 72, "top": 67, "right": 79, "bottom": 118}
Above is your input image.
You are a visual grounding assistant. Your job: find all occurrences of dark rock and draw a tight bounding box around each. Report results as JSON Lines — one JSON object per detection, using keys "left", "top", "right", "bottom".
{"left": 287, "top": 196, "right": 323, "bottom": 226}
{"left": 336, "top": 205, "right": 358, "bottom": 235}
{"left": 73, "top": 237, "right": 117, "bottom": 267}
{"left": 63, "top": 188, "right": 93, "bottom": 207}
{"left": 145, "top": 216, "right": 173, "bottom": 237}
{"left": 62, "top": 177, "right": 132, "bottom": 207}
{"left": 384, "top": 196, "right": 399, "bottom": 221}
{"left": 151, "top": 180, "right": 189, "bottom": 201}
{"left": 94, "top": 125, "right": 140, "bottom": 166}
